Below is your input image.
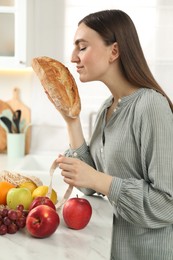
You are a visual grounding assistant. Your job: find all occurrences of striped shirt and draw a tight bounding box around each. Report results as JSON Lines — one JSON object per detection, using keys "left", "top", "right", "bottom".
{"left": 66, "top": 88, "right": 173, "bottom": 260}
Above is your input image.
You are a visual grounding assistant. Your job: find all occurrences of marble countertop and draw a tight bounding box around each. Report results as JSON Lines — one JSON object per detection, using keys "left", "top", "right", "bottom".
{"left": 0, "top": 154, "right": 112, "bottom": 260}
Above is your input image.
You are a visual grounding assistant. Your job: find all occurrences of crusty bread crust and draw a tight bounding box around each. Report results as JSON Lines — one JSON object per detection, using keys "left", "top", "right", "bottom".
{"left": 32, "top": 56, "right": 81, "bottom": 118}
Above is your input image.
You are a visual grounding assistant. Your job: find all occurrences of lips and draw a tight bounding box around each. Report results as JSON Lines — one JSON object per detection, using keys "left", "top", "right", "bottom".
{"left": 76, "top": 66, "right": 84, "bottom": 73}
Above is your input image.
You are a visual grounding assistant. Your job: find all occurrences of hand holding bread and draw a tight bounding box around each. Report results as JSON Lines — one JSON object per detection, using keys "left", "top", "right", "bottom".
{"left": 32, "top": 56, "right": 81, "bottom": 118}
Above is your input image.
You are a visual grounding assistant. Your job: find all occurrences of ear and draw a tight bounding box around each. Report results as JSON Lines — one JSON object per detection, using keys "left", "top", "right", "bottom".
{"left": 109, "top": 42, "right": 119, "bottom": 63}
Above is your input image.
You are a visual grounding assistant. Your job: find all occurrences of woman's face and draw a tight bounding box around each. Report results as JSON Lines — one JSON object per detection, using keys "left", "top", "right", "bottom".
{"left": 71, "top": 23, "right": 114, "bottom": 83}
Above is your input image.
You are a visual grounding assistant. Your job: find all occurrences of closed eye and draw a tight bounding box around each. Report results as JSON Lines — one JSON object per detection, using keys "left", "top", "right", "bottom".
{"left": 80, "top": 47, "right": 86, "bottom": 51}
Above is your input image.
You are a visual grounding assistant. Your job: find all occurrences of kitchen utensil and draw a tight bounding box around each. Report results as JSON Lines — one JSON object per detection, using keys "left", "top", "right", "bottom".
{"left": 0, "top": 109, "right": 17, "bottom": 133}
{"left": 19, "top": 118, "right": 26, "bottom": 133}
{"left": 0, "top": 109, "right": 13, "bottom": 121}
{"left": 7, "top": 87, "right": 31, "bottom": 154}
{"left": 0, "top": 116, "right": 13, "bottom": 133}
{"left": 13, "top": 109, "right": 21, "bottom": 133}
{"left": 0, "top": 100, "right": 13, "bottom": 152}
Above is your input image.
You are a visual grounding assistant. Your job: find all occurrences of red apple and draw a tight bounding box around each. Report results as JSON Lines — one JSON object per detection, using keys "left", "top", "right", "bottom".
{"left": 29, "top": 196, "right": 56, "bottom": 211}
{"left": 63, "top": 197, "right": 92, "bottom": 230}
{"left": 26, "top": 205, "right": 60, "bottom": 238}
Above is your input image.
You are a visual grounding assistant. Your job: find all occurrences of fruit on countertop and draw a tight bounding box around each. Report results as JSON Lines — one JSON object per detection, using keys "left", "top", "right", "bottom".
{"left": 32, "top": 185, "right": 58, "bottom": 204}
{"left": 0, "top": 171, "right": 43, "bottom": 188}
{"left": 19, "top": 181, "right": 37, "bottom": 194}
{"left": 26, "top": 205, "right": 60, "bottom": 238}
{"left": 0, "top": 171, "right": 94, "bottom": 238}
{"left": 0, "top": 181, "right": 16, "bottom": 205}
{"left": 0, "top": 174, "right": 62, "bottom": 239}
{"left": 6, "top": 187, "right": 33, "bottom": 210}
{"left": 63, "top": 196, "right": 92, "bottom": 230}
{"left": 29, "top": 196, "right": 56, "bottom": 211}
{"left": 0, "top": 205, "right": 27, "bottom": 235}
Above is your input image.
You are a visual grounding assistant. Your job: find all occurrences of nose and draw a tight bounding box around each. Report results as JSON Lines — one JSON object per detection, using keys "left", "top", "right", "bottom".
{"left": 71, "top": 49, "right": 80, "bottom": 63}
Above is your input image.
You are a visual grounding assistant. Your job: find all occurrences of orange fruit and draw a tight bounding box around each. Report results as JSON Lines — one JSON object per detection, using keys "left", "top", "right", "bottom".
{"left": 0, "top": 181, "right": 16, "bottom": 205}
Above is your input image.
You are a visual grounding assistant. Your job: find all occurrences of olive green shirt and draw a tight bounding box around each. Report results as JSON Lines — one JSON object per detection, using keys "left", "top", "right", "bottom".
{"left": 66, "top": 88, "right": 173, "bottom": 260}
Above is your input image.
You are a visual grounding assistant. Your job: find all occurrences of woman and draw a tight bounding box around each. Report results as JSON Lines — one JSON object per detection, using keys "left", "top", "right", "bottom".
{"left": 57, "top": 10, "right": 173, "bottom": 260}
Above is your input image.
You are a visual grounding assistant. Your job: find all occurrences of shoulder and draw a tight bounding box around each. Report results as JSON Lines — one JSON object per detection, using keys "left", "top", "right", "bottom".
{"left": 132, "top": 88, "right": 173, "bottom": 131}
{"left": 136, "top": 88, "right": 171, "bottom": 116}
{"left": 137, "top": 88, "right": 166, "bottom": 107}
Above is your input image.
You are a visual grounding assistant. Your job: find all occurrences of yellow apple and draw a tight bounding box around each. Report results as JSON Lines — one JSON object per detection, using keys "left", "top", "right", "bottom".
{"left": 7, "top": 187, "right": 33, "bottom": 210}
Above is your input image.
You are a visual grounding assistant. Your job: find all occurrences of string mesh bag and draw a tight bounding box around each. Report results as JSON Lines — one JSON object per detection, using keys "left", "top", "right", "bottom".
{"left": 0, "top": 170, "right": 43, "bottom": 187}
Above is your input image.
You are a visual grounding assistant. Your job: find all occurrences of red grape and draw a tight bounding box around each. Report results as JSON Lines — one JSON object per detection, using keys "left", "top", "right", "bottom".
{"left": 8, "top": 210, "right": 18, "bottom": 221}
{"left": 0, "top": 204, "right": 27, "bottom": 236}
{"left": 17, "top": 205, "right": 24, "bottom": 212}
{"left": 3, "top": 217, "right": 11, "bottom": 226}
{"left": 15, "top": 216, "right": 26, "bottom": 228}
{"left": 7, "top": 223, "right": 18, "bottom": 234}
{"left": 0, "top": 224, "right": 7, "bottom": 235}
{"left": 1, "top": 208, "right": 8, "bottom": 217}
{"left": 16, "top": 210, "right": 22, "bottom": 218}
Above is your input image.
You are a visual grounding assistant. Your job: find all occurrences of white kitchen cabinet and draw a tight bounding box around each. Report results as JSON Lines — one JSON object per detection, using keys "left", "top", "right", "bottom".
{"left": 0, "top": 0, "right": 65, "bottom": 68}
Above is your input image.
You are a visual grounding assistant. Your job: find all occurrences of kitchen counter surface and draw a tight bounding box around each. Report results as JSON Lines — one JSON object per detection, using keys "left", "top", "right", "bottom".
{"left": 0, "top": 154, "right": 112, "bottom": 260}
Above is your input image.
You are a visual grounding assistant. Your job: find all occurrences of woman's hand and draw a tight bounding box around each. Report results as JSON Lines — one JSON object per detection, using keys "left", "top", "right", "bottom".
{"left": 57, "top": 156, "right": 113, "bottom": 196}
{"left": 57, "top": 156, "right": 97, "bottom": 189}
{"left": 45, "top": 90, "right": 80, "bottom": 124}
{"left": 46, "top": 90, "right": 84, "bottom": 148}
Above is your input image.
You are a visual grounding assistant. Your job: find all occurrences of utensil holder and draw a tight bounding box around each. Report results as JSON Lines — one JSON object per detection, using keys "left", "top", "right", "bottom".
{"left": 7, "top": 133, "right": 25, "bottom": 158}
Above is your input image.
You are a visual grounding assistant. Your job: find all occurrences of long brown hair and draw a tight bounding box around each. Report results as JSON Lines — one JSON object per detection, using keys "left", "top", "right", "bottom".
{"left": 79, "top": 10, "right": 173, "bottom": 112}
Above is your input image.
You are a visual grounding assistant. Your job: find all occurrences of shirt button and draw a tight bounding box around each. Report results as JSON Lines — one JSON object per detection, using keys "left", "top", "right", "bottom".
{"left": 100, "top": 148, "right": 103, "bottom": 153}
{"left": 73, "top": 152, "right": 78, "bottom": 157}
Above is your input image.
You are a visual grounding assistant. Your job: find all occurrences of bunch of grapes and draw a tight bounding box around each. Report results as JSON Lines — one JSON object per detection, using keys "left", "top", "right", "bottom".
{"left": 0, "top": 205, "right": 27, "bottom": 235}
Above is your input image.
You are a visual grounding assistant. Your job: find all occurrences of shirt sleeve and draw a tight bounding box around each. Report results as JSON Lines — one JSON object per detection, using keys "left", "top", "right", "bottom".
{"left": 64, "top": 141, "right": 96, "bottom": 195}
{"left": 108, "top": 93, "right": 173, "bottom": 228}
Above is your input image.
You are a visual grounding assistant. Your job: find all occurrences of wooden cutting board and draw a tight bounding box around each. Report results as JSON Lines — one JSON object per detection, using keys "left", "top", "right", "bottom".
{"left": 0, "top": 100, "right": 13, "bottom": 152}
{"left": 7, "top": 87, "right": 31, "bottom": 154}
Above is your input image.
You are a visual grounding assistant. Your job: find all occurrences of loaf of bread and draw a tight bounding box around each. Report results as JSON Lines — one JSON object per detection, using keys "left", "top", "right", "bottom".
{"left": 32, "top": 56, "right": 81, "bottom": 118}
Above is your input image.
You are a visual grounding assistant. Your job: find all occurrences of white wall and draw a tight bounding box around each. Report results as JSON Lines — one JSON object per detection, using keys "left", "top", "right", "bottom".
{"left": 0, "top": 0, "right": 173, "bottom": 155}
{"left": 64, "top": 0, "right": 173, "bottom": 100}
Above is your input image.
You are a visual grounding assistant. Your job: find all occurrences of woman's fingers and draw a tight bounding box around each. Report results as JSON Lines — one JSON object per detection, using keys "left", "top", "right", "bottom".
{"left": 61, "top": 170, "right": 72, "bottom": 179}
{"left": 59, "top": 162, "right": 72, "bottom": 171}
{"left": 57, "top": 155, "right": 94, "bottom": 188}
{"left": 58, "top": 156, "right": 80, "bottom": 173}
{"left": 58, "top": 155, "right": 77, "bottom": 164}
